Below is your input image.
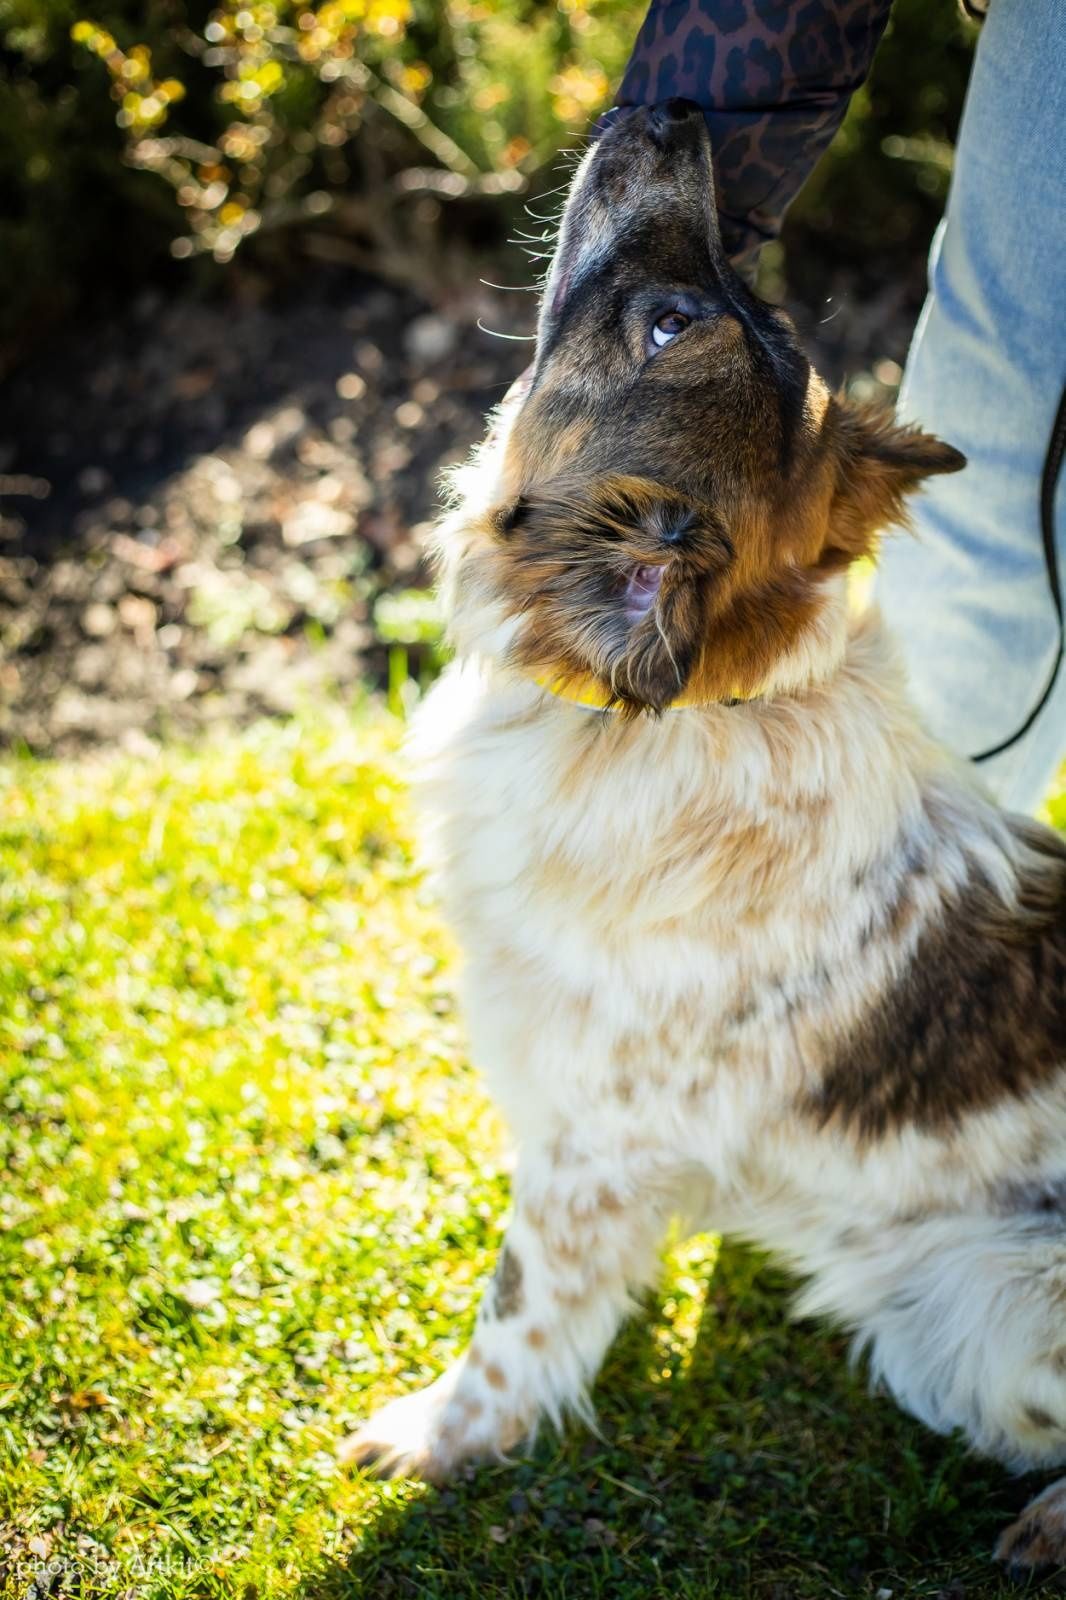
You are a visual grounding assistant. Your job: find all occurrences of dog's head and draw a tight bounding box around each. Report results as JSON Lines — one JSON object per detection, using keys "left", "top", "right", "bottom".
{"left": 447, "top": 99, "right": 964, "bottom": 711}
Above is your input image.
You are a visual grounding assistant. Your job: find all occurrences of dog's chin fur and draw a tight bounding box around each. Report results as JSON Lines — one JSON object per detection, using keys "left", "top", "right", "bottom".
{"left": 436, "top": 432, "right": 855, "bottom": 712}
{"left": 349, "top": 104, "right": 1066, "bottom": 1571}
{"left": 432, "top": 359, "right": 965, "bottom": 717}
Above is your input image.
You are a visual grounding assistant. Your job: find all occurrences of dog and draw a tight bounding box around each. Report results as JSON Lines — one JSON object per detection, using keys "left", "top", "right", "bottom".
{"left": 345, "top": 99, "right": 1066, "bottom": 1573}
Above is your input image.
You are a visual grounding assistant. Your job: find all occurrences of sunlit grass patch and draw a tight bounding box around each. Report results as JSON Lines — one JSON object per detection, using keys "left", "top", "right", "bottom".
{"left": 0, "top": 712, "right": 1048, "bottom": 1599}
{"left": 0, "top": 713, "right": 504, "bottom": 1594}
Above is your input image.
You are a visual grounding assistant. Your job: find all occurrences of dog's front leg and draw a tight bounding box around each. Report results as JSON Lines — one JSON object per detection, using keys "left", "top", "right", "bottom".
{"left": 342, "top": 1139, "right": 668, "bottom": 1482}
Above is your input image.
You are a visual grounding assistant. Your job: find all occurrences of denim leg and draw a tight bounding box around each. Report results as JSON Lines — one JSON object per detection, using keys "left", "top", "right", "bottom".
{"left": 873, "top": 0, "right": 1066, "bottom": 814}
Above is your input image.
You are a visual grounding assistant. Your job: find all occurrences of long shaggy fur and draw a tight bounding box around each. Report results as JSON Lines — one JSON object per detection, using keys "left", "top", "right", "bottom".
{"left": 346, "top": 99, "right": 1066, "bottom": 1571}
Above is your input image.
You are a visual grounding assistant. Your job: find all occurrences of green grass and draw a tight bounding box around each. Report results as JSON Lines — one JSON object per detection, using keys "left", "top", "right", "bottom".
{"left": 1, "top": 710, "right": 1063, "bottom": 1600}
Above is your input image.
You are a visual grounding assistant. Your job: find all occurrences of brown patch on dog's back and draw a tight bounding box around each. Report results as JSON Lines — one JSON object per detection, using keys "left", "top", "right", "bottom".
{"left": 807, "top": 822, "right": 1066, "bottom": 1141}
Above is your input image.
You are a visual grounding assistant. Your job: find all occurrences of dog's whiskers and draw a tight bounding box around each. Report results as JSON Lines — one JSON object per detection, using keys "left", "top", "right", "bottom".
{"left": 527, "top": 181, "right": 571, "bottom": 201}
{"left": 476, "top": 320, "right": 537, "bottom": 341}
{"left": 523, "top": 203, "right": 563, "bottom": 224}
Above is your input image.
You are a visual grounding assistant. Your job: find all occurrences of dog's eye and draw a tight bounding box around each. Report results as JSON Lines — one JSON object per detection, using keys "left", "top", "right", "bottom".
{"left": 651, "top": 311, "right": 690, "bottom": 349}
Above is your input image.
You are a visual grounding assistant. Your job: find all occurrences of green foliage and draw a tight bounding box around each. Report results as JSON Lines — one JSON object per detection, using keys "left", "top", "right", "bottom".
{"left": 0, "top": 0, "right": 171, "bottom": 355}
{"left": 0, "top": 0, "right": 975, "bottom": 365}
{"left": 788, "top": 0, "right": 978, "bottom": 266}
{"left": 373, "top": 587, "right": 446, "bottom": 712}
{"left": 0, "top": 715, "right": 1062, "bottom": 1596}
{"left": 0, "top": 0, "right": 641, "bottom": 360}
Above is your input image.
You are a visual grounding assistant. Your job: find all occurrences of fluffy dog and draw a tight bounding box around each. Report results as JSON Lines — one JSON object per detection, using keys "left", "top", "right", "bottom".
{"left": 346, "top": 100, "right": 1066, "bottom": 1572}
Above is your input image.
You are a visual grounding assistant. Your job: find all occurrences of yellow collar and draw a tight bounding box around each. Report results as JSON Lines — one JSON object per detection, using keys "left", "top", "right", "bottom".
{"left": 532, "top": 672, "right": 756, "bottom": 711}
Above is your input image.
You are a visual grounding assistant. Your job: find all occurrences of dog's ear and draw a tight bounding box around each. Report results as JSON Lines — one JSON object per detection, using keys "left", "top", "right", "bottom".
{"left": 825, "top": 400, "right": 966, "bottom": 565}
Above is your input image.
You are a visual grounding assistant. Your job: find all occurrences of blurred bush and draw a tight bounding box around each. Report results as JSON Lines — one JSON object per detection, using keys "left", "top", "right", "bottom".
{"left": 784, "top": 0, "right": 976, "bottom": 288}
{"left": 0, "top": 0, "right": 974, "bottom": 368}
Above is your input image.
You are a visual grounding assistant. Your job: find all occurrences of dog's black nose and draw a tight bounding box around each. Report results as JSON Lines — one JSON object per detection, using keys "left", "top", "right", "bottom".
{"left": 646, "top": 98, "right": 704, "bottom": 147}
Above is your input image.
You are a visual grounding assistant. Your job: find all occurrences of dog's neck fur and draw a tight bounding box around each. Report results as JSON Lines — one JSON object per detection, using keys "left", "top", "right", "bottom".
{"left": 416, "top": 587, "right": 1011, "bottom": 959}
{"left": 433, "top": 516, "right": 959, "bottom": 829}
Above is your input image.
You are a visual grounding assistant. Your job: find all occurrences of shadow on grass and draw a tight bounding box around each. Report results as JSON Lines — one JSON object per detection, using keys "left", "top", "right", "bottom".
{"left": 305, "top": 1242, "right": 1039, "bottom": 1600}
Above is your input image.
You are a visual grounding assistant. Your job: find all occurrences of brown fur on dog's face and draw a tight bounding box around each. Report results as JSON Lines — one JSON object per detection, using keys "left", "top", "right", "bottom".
{"left": 475, "top": 101, "right": 965, "bottom": 711}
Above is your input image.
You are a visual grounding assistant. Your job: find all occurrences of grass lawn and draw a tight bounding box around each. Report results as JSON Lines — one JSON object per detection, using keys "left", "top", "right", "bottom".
{"left": 2, "top": 709, "right": 1064, "bottom": 1600}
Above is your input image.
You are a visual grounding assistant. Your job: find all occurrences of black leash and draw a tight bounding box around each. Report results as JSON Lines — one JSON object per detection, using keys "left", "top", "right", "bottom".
{"left": 972, "top": 381, "right": 1066, "bottom": 763}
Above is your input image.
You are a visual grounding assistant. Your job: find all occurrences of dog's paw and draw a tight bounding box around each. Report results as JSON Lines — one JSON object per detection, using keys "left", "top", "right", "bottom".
{"left": 995, "top": 1478, "right": 1066, "bottom": 1577}
{"left": 339, "top": 1377, "right": 460, "bottom": 1484}
{"left": 339, "top": 1369, "right": 529, "bottom": 1484}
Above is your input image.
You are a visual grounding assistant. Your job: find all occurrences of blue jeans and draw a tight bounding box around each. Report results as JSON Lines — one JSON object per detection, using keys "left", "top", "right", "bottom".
{"left": 874, "top": 0, "right": 1066, "bottom": 815}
